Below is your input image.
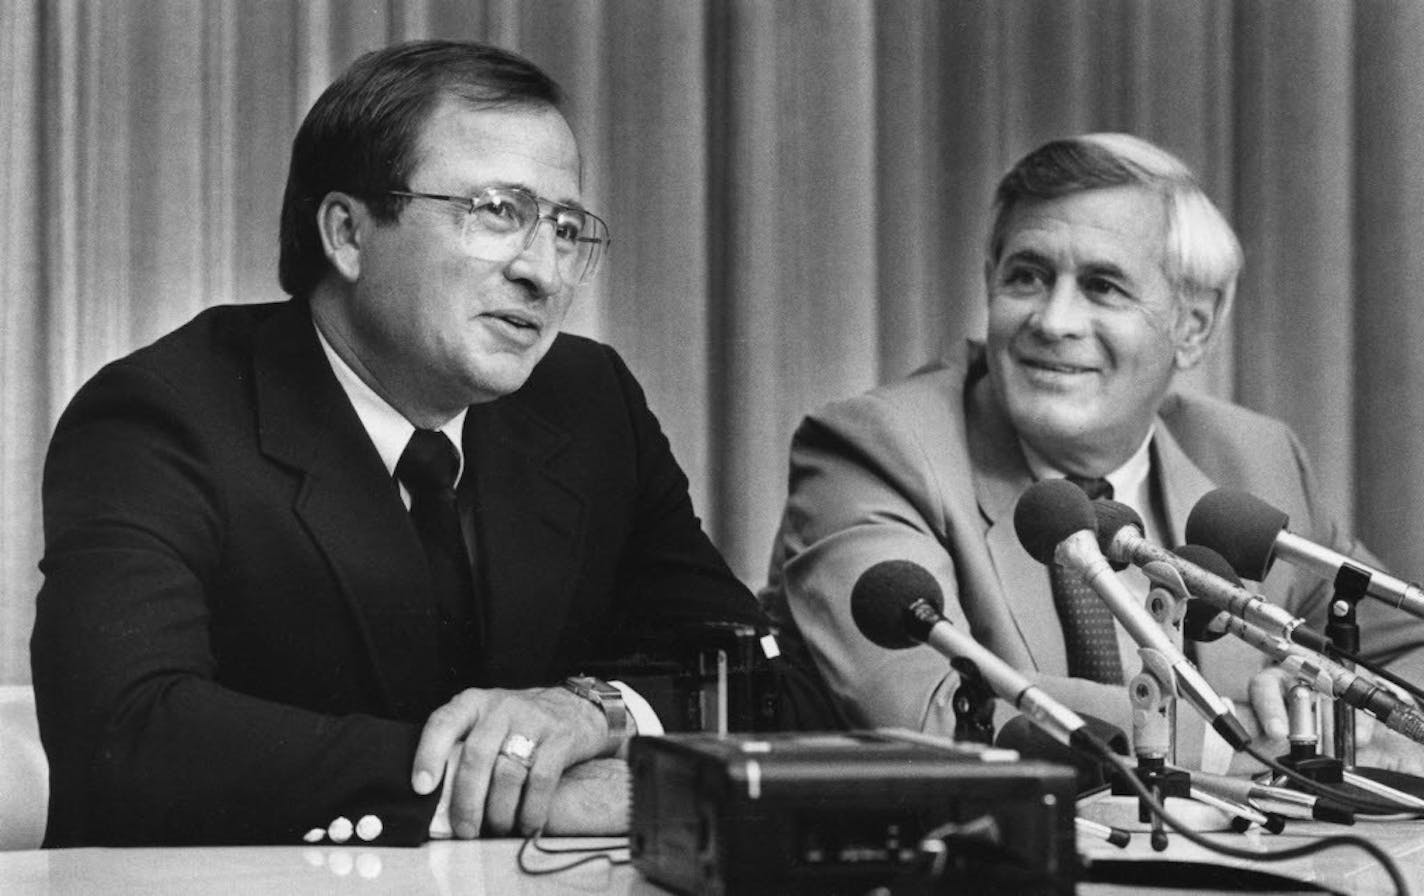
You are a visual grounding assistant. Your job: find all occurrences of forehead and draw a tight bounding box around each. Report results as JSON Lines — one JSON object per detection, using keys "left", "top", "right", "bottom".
{"left": 999, "top": 186, "right": 1168, "bottom": 276}
{"left": 410, "top": 98, "right": 582, "bottom": 203}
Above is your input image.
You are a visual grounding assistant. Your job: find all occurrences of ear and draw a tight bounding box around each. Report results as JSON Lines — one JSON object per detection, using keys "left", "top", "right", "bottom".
{"left": 316, "top": 192, "right": 365, "bottom": 284}
{"left": 1172, "top": 288, "right": 1222, "bottom": 370}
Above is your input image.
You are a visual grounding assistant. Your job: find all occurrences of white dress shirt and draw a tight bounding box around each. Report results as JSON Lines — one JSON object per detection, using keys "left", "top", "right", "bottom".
{"left": 313, "top": 325, "right": 660, "bottom": 836}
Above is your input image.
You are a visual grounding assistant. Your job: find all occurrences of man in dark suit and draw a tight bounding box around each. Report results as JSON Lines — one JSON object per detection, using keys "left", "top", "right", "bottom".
{"left": 33, "top": 40, "right": 770, "bottom": 846}
{"left": 762, "top": 133, "right": 1424, "bottom": 773}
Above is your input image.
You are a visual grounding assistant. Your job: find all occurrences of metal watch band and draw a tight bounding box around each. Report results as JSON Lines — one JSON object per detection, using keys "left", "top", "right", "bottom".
{"left": 561, "top": 675, "right": 627, "bottom": 755}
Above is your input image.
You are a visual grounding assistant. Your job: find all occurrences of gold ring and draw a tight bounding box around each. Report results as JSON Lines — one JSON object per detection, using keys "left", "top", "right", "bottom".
{"left": 499, "top": 732, "right": 537, "bottom": 769}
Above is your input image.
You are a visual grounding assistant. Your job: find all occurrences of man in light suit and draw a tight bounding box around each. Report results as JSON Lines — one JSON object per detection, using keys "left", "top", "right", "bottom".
{"left": 762, "top": 133, "right": 1424, "bottom": 772}
{"left": 32, "top": 40, "right": 785, "bottom": 847}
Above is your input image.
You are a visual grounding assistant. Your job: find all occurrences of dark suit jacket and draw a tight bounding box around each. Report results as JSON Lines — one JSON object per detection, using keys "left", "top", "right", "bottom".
{"left": 33, "top": 299, "right": 763, "bottom": 846}
{"left": 762, "top": 343, "right": 1424, "bottom": 742}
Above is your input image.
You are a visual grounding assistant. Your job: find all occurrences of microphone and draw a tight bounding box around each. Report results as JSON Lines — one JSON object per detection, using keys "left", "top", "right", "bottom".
{"left": 1187, "top": 488, "right": 1424, "bottom": 621}
{"left": 993, "top": 713, "right": 1131, "bottom": 793}
{"left": 1188, "top": 770, "right": 1355, "bottom": 825}
{"left": 850, "top": 559, "right": 1094, "bottom": 751}
{"left": 1014, "top": 481, "right": 1250, "bottom": 751}
{"left": 1179, "top": 541, "right": 1236, "bottom": 638}
{"left": 1175, "top": 545, "right": 1424, "bottom": 747}
{"left": 1175, "top": 544, "right": 1237, "bottom": 644}
{"left": 1093, "top": 499, "right": 1333, "bottom": 655}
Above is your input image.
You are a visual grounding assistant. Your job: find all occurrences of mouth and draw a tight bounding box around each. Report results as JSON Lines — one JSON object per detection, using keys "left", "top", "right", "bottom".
{"left": 484, "top": 310, "right": 543, "bottom": 337}
{"left": 1017, "top": 355, "right": 1099, "bottom": 377}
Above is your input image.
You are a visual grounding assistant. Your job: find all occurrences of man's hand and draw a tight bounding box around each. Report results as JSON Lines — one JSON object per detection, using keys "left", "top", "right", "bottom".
{"left": 544, "top": 758, "right": 631, "bottom": 836}
{"left": 412, "top": 686, "right": 608, "bottom": 838}
{"left": 1247, "top": 665, "right": 1295, "bottom": 744}
{"left": 1247, "top": 664, "right": 1424, "bottom": 774}
{"left": 1353, "top": 714, "right": 1424, "bottom": 775}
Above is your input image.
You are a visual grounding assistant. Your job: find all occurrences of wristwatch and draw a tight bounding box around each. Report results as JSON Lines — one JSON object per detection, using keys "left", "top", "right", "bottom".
{"left": 561, "top": 675, "right": 628, "bottom": 756}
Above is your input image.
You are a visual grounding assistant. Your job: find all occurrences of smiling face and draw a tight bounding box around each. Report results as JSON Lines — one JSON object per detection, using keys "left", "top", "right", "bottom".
{"left": 984, "top": 185, "right": 1218, "bottom": 475}
{"left": 315, "top": 98, "right": 582, "bottom": 426}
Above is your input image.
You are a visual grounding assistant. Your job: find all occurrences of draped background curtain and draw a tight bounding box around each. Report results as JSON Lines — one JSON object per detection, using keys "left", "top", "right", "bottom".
{"left": 5, "top": 1, "right": 1424, "bottom": 686}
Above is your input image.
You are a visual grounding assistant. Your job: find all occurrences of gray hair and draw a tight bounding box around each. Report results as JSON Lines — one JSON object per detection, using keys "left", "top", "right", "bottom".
{"left": 987, "top": 133, "right": 1242, "bottom": 315}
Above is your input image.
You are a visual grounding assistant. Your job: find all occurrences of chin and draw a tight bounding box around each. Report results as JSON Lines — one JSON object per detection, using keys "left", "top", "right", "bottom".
{"left": 468, "top": 369, "right": 533, "bottom": 401}
{"left": 1006, "top": 399, "right": 1096, "bottom": 447}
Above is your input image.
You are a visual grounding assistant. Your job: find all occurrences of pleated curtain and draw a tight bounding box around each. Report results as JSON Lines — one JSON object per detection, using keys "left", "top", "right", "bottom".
{"left": 4, "top": 0, "right": 1424, "bottom": 685}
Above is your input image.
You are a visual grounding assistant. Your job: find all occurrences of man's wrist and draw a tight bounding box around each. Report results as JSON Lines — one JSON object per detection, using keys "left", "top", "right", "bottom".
{"left": 559, "top": 675, "right": 627, "bottom": 757}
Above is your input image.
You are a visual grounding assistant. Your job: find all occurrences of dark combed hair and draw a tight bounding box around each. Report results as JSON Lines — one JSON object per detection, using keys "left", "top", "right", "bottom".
{"left": 277, "top": 40, "right": 564, "bottom": 300}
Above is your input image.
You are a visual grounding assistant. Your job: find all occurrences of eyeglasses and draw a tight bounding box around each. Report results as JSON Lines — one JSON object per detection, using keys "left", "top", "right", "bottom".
{"left": 388, "top": 187, "right": 610, "bottom": 286}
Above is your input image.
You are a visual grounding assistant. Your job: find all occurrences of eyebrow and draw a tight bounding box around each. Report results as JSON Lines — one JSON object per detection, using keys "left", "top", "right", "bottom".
{"left": 464, "top": 180, "right": 587, "bottom": 213}
{"left": 998, "top": 248, "right": 1052, "bottom": 270}
{"left": 1079, "top": 261, "right": 1132, "bottom": 284}
{"left": 1000, "top": 249, "right": 1133, "bottom": 284}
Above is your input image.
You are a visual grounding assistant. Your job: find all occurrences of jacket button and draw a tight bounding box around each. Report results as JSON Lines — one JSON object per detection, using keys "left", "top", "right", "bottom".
{"left": 356, "top": 814, "right": 383, "bottom": 841}
{"left": 327, "top": 816, "right": 353, "bottom": 843}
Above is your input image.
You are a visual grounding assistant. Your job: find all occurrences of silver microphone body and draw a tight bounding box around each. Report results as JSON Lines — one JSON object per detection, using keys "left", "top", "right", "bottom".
{"left": 1057, "top": 531, "right": 1248, "bottom": 749}
{"left": 1103, "top": 521, "right": 1332, "bottom": 655}
{"left": 1273, "top": 530, "right": 1424, "bottom": 620}
{"left": 909, "top": 599, "right": 1088, "bottom": 747}
{"left": 1205, "top": 611, "right": 1424, "bottom": 746}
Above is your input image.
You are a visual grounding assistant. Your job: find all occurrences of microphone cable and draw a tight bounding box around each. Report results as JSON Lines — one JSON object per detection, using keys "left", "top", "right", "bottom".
{"left": 516, "top": 828, "right": 630, "bottom": 876}
{"left": 1076, "top": 732, "right": 1412, "bottom": 896}
{"left": 1241, "top": 742, "right": 1424, "bottom": 818}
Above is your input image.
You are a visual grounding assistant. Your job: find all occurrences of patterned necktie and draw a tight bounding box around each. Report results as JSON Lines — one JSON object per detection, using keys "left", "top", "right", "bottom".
{"left": 396, "top": 429, "right": 480, "bottom": 692}
{"left": 1050, "top": 475, "right": 1123, "bottom": 684}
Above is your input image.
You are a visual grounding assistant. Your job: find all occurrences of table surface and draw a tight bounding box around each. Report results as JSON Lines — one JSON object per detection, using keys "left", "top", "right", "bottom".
{"left": 2, "top": 820, "right": 1421, "bottom": 895}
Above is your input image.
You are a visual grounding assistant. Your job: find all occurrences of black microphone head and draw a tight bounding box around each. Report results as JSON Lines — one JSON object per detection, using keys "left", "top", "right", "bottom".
{"left": 994, "top": 712, "right": 1130, "bottom": 793}
{"left": 1091, "top": 499, "right": 1142, "bottom": 571}
{"left": 1013, "top": 479, "right": 1097, "bottom": 566}
{"left": 850, "top": 559, "right": 945, "bottom": 650}
{"left": 1175, "top": 544, "right": 1241, "bottom": 643}
{"left": 1185, "top": 488, "right": 1290, "bottom": 582}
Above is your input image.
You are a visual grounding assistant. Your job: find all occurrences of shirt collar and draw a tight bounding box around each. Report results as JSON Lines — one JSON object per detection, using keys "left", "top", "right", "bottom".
{"left": 1020, "top": 428, "right": 1154, "bottom": 506}
{"left": 314, "top": 323, "right": 466, "bottom": 483}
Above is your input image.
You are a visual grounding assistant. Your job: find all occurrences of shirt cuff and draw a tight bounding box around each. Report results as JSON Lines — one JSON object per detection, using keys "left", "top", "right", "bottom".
{"left": 610, "top": 680, "right": 662, "bottom": 755}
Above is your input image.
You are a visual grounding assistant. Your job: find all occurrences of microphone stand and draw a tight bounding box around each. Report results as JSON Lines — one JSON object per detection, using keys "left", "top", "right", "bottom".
{"left": 1271, "top": 570, "right": 1424, "bottom": 807}
{"left": 1326, "top": 566, "right": 1369, "bottom": 765}
{"left": 1087, "top": 562, "right": 1264, "bottom": 848}
{"left": 949, "top": 657, "right": 997, "bottom": 745}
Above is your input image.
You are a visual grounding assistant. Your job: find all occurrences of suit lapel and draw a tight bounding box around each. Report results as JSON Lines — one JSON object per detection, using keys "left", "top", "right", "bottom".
{"left": 252, "top": 301, "right": 440, "bottom": 718}
{"left": 465, "top": 397, "right": 585, "bottom": 686}
{"left": 965, "top": 366, "right": 1063, "bottom": 673}
{"left": 1153, "top": 398, "right": 1218, "bottom": 547}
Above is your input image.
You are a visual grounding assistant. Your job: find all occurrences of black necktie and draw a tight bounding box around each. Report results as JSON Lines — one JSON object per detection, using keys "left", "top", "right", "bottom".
{"left": 396, "top": 429, "right": 480, "bottom": 692}
{"left": 1050, "top": 475, "right": 1123, "bottom": 684}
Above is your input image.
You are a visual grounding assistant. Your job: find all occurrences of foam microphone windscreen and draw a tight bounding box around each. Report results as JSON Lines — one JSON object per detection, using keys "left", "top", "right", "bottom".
{"left": 1090, "top": 499, "right": 1142, "bottom": 572}
{"left": 850, "top": 559, "right": 944, "bottom": 650}
{"left": 1184, "top": 488, "right": 1290, "bottom": 582}
{"left": 994, "top": 712, "right": 1130, "bottom": 793}
{"left": 1013, "top": 480, "right": 1098, "bottom": 565}
{"left": 1174, "top": 544, "right": 1242, "bottom": 643}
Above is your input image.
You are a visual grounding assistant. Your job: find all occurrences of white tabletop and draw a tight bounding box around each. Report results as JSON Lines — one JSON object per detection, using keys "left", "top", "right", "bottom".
{"left": 2, "top": 821, "right": 1422, "bottom": 895}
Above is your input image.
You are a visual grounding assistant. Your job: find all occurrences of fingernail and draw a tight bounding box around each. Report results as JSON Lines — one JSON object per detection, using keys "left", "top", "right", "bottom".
{"left": 455, "top": 822, "right": 478, "bottom": 839}
{"left": 413, "top": 770, "right": 434, "bottom": 794}
{"left": 1268, "top": 721, "right": 1288, "bottom": 740}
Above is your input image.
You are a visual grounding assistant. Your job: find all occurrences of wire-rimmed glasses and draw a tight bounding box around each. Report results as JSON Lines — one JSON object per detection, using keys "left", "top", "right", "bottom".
{"left": 388, "top": 187, "right": 610, "bottom": 286}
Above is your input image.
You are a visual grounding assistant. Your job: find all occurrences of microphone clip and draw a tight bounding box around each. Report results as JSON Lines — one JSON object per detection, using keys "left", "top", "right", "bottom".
{"left": 950, "top": 657, "right": 997, "bottom": 746}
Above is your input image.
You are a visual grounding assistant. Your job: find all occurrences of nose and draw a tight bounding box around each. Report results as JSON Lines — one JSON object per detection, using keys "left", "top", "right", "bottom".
{"left": 1031, "top": 277, "right": 1090, "bottom": 339}
{"left": 504, "top": 218, "right": 566, "bottom": 298}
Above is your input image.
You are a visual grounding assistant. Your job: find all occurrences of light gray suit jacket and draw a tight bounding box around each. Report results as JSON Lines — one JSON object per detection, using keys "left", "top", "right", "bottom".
{"left": 762, "top": 343, "right": 1424, "bottom": 740}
